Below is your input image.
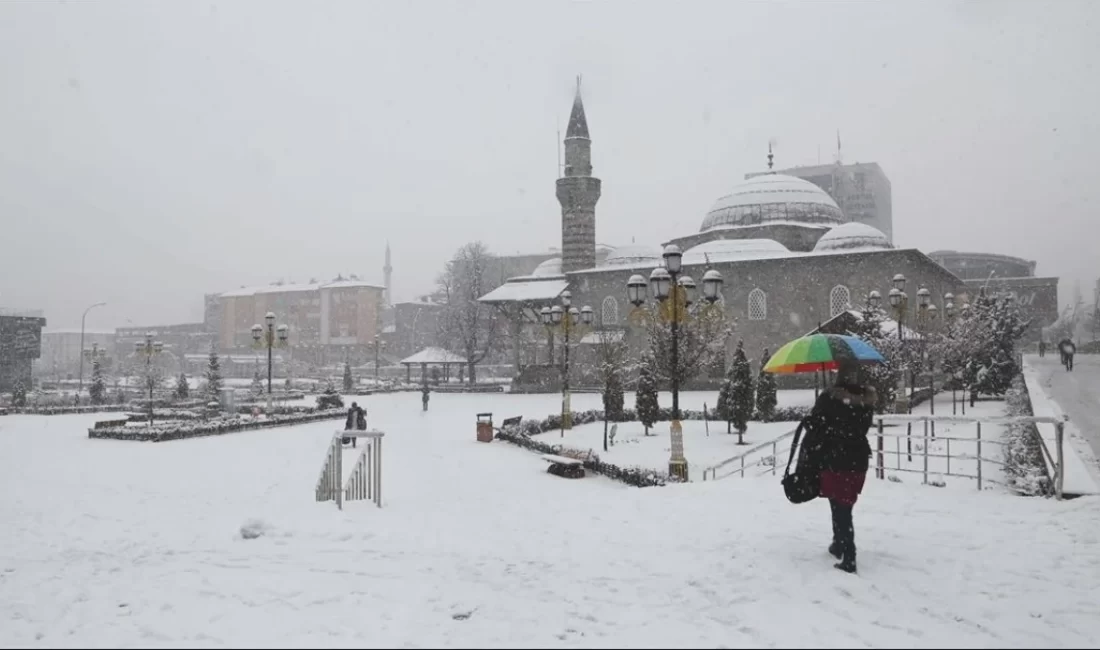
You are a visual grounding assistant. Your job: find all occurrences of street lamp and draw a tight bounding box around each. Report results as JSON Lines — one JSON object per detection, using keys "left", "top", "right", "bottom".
{"left": 134, "top": 332, "right": 163, "bottom": 427}
{"left": 540, "top": 290, "right": 593, "bottom": 436}
{"left": 252, "top": 312, "right": 289, "bottom": 408}
{"left": 369, "top": 334, "right": 386, "bottom": 381}
{"left": 626, "top": 248, "right": 724, "bottom": 481}
{"left": 78, "top": 301, "right": 106, "bottom": 395}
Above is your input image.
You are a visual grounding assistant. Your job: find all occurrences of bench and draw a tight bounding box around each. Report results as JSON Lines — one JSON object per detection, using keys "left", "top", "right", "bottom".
{"left": 499, "top": 416, "right": 522, "bottom": 432}
{"left": 541, "top": 453, "right": 586, "bottom": 479}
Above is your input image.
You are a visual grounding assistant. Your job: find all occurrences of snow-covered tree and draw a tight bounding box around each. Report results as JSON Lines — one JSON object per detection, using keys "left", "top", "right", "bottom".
{"left": 316, "top": 379, "right": 344, "bottom": 409}
{"left": 634, "top": 349, "right": 660, "bottom": 436}
{"left": 755, "top": 347, "right": 777, "bottom": 420}
{"left": 643, "top": 298, "right": 731, "bottom": 389}
{"left": 250, "top": 370, "right": 264, "bottom": 397}
{"left": 847, "top": 303, "right": 904, "bottom": 413}
{"left": 175, "top": 373, "right": 190, "bottom": 399}
{"left": 89, "top": 358, "right": 107, "bottom": 405}
{"left": 204, "top": 346, "right": 222, "bottom": 399}
{"left": 11, "top": 380, "right": 27, "bottom": 407}
{"left": 716, "top": 361, "right": 735, "bottom": 434}
{"left": 437, "top": 241, "right": 500, "bottom": 384}
{"left": 594, "top": 326, "right": 629, "bottom": 420}
{"left": 343, "top": 361, "right": 354, "bottom": 393}
{"left": 729, "top": 340, "right": 754, "bottom": 442}
{"left": 114, "top": 385, "right": 127, "bottom": 405}
{"left": 959, "top": 289, "right": 1030, "bottom": 397}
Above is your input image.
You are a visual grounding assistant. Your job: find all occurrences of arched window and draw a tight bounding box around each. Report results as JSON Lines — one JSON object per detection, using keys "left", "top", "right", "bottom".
{"left": 748, "top": 288, "right": 767, "bottom": 321}
{"left": 601, "top": 295, "right": 619, "bottom": 326}
{"left": 830, "top": 285, "right": 852, "bottom": 317}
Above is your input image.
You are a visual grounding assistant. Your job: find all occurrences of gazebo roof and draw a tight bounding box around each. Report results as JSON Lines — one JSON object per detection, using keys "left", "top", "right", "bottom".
{"left": 399, "top": 347, "right": 468, "bottom": 366}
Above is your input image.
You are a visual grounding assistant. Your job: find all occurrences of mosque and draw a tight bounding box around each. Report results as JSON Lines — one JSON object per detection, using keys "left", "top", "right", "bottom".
{"left": 479, "top": 84, "right": 967, "bottom": 387}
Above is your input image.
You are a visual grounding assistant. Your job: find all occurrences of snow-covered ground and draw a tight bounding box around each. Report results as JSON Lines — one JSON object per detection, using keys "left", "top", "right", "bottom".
{"left": 2, "top": 392, "right": 1099, "bottom": 648}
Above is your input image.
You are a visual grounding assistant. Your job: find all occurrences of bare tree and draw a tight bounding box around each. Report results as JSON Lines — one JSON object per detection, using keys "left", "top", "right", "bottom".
{"left": 438, "top": 241, "right": 500, "bottom": 384}
{"left": 643, "top": 300, "right": 731, "bottom": 389}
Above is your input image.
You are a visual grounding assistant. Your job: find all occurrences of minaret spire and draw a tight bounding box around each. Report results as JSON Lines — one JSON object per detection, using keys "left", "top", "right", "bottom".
{"left": 383, "top": 241, "right": 393, "bottom": 306}
{"left": 556, "top": 76, "right": 600, "bottom": 273}
{"left": 767, "top": 141, "right": 775, "bottom": 172}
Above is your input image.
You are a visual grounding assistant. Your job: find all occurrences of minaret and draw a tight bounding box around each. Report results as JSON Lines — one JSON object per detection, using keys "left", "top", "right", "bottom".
{"left": 383, "top": 241, "right": 393, "bottom": 306}
{"left": 556, "top": 76, "right": 601, "bottom": 274}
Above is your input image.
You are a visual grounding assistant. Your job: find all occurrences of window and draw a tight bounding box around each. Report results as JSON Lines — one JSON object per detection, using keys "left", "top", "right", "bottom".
{"left": 830, "top": 285, "right": 851, "bottom": 317}
{"left": 748, "top": 288, "right": 767, "bottom": 321}
{"left": 601, "top": 295, "right": 619, "bottom": 326}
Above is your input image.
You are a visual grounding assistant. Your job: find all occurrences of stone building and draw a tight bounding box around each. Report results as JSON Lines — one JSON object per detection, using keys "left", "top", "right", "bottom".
{"left": 0, "top": 310, "right": 46, "bottom": 393}
{"left": 480, "top": 82, "right": 967, "bottom": 388}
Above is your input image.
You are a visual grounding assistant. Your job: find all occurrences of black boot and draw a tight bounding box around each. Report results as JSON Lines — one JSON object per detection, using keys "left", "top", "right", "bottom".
{"left": 828, "top": 542, "right": 842, "bottom": 559}
{"left": 834, "top": 557, "right": 857, "bottom": 573}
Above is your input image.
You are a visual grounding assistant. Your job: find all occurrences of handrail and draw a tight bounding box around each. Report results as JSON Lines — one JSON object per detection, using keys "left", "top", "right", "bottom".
{"left": 702, "top": 426, "right": 798, "bottom": 481}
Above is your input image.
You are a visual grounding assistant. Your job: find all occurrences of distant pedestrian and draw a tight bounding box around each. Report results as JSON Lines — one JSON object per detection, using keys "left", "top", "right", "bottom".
{"left": 421, "top": 384, "right": 430, "bottom": 412}
{"left": 1039, "top": 340, "right": 1046, "bottom": 358}
{"left": 1059, "top": 338, "right": 1076, "bottom": 371}
{"left": 797, "top": 360, "right": 876, "bottom": 574}
{"left": 343, "top": 402, "right": 359, "bottom": 447}
{"left": 355, "top": 404, "right": 367, "bottom": 430}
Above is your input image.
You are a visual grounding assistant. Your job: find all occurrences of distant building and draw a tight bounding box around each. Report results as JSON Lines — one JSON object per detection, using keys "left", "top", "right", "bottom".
{"left": 928, "top": 250, "right": 1057, "bottom": 341}
{"left": 0, "top": 309, "right": 46, "bottom": 392}
{"left": 40, "top": 329, "right": 114, "bottom": 379}
{"left": 115, "top": 323, "right": 213, "bottom": 373}
{"left": 747, "top": 161, "right": 893, "bottom": 243}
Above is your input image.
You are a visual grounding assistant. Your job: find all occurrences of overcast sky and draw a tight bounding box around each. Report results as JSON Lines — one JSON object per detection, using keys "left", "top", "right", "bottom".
{"left": 2, "top": 0, "right": 1098, "bottom": 329}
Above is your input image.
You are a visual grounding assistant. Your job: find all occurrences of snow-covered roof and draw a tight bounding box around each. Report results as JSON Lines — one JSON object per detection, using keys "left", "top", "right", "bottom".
{"left": 323, "top": 280, "right": 385, "bottom": 290}
{"left": 579, "top": 329, "right": 625, "bottom": 344}
{"left": 43, "top": 329, "right": 115, "bottom": 336}
{"left": 220, "top": 279, "right": 382, "bottom": 298}
{"left": 819, "top": 309, "right": 923, "bottom": 341}
{"left": 478, "top": 278, "right": 569, "bottom": 304}
{"left": 530, "top": 257, "right": 563, "bottom": 278}
{"left": 813, "top": 222, "right": 892, "bottom": 253}
{"left": 701, "top": 174, "right": 844, "bottom": 232}
{"left": 400, "top": 347, "right": 468, "bottom": 365}
{"left": 682, "top": 239, "right": 792, "bottom": 266}
{"left": 600, "top": 243, "right": 663, "bottom": 269}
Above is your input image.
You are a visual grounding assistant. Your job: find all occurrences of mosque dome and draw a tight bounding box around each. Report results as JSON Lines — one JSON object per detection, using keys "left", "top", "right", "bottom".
{"left": 813, "top": 222, "right": 892, "bottom": 253}
{"left": 700, "top": 174, "right": 844, "bottom": 232}
{"left": 682, "top": 238, "right": 791, "bottom": 265}
{"left": 531, "top": 257, "right": 563, "bottom": 277}
{"left": 601, "top": 243, "right": 663, "bottom": 268}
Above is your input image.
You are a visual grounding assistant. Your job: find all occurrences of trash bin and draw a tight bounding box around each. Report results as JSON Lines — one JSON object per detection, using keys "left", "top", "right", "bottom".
{"left": 476, "top": 413, "right": 494, "bottom": 443}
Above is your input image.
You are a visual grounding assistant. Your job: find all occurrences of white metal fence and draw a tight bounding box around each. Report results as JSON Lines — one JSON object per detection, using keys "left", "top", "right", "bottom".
{"left": 315, "top": 431, "right": 385, "bottom": 509}
{"left": 702, "top": 414, "right": 1066, "bottom": 499}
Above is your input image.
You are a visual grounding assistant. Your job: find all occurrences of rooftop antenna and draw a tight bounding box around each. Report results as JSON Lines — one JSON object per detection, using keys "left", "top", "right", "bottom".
{"left": 835, "top": 129, "right": 843, "bottom": 166}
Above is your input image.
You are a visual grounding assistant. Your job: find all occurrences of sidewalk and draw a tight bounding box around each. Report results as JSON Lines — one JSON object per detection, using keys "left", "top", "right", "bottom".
{"left": 1022, "top": 359, "right": 1100, "bottom": 496}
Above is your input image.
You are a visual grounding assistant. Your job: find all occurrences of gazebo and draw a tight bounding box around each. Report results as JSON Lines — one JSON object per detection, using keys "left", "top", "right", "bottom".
{"left": 400, "top": 347, "right": 469, "bottom": 384}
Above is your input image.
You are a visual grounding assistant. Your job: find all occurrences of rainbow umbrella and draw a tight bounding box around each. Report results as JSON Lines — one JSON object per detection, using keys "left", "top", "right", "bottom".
{"left": 763, "top": 333, "right": 884, "bottom": 374}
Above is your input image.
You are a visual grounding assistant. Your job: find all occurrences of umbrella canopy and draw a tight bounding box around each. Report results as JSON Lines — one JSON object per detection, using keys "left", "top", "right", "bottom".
{"left": 763, "top": 334, "right": 885, "bottom": 374}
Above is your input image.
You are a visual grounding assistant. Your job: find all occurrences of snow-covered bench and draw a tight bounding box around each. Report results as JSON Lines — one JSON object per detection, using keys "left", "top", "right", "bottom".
{"left": 541, "top": 453, "right": 585, "bottom": 479}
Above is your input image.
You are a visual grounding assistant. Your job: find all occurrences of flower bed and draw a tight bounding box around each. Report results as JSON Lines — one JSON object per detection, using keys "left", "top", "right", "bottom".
{"left": 10, "top": 404, "right": 131, "bottom": 416}
{"left": 1002, "top": 375, "right": 1053, "bottom": 496}
{"left": 88, "top": 408, "right": 347, "bottom": 442}
{"left": 493, "top": 426, "right": 668, "bottom": 488}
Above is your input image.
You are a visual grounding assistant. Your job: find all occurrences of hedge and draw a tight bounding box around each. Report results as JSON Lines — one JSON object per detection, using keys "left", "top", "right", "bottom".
{"left": 494, "top": 426, "right": 668, "bottom": 488}
{"left": 88, "top": 408, "right": 347, "bottom": 442}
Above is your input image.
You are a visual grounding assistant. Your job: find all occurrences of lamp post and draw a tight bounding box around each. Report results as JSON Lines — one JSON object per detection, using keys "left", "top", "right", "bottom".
{"left": 369, "top": 334, "right": 386, "bottom": 382}
{"left": 134, "top": 332, "right": 163, "bottom": 427}
{"left": 943, "top": 292, "right": 959, "bottom": 415}
{"left": 887, "top": 274, "right": 910, "bottom": 416}
{"left": 626, "top": 247, "right": 724, "bottom": 481}
{"left": 78, "top": 301, "right": 106, "bottom": 395}
{"left": 251, "top": 312, "right": 289, "bottom": 409}
{"left": 540, "top": 291, "right": 593, "bottom": 436}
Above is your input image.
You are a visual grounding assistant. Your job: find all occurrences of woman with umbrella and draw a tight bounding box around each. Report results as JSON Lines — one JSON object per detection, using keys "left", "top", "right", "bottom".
{"left": 765, "top": 333, "right": 883, "bottom": 574}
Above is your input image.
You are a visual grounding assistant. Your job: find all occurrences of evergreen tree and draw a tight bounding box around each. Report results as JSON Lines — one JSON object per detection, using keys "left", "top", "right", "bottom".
{"left": 634, "top": 350, "right": 660, "bottom": 436}
{"left": 849, "top": 301, "right": 903, "bottom": 413}
{"left": 960, "top": 290, "right": 1029, "bottom": 397}
{"left": 343, "top": 360, "right": 354, "bottom": 393}
{"left": 716, "top": 361, "right": 735, "bottom": 434}
{"left": 204, "top": 346, "right": 223, "bottom": 398}
{"left": 730, "top": 340, "right": 755, "bottom": 443}
{"left": 175, "top": 373, "right": 190, "bottom": 400}
{"left": 316, "top": 379, "right": 344, "bottom": 409}
{"left": 89, "top": 358, "right": 107, "bottom": 405}
{"left": 755, "top": 348, "right": 778, "bottom": 421}
{"left": 250, "top": 369, "right": 264, "bottom": 397}
{"left": 11, "top": 380, "right": 27, "bottom": 407}
{"left": 602, "top": 367, "right": 625, "bottom": 421}
{"left": 114, "top": 385, "right": 127, "bottom": 405}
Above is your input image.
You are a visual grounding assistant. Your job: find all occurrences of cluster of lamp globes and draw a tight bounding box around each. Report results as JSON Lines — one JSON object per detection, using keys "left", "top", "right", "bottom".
{"left": 251, "top": 312, "right": 290, "bottom": 344}
{"left": 134, "top": 332, "right": 164, "bottom": 355}
{"left": 866, "top": 273, "right": 982, "bottom": 320}
{"left": 626, "top": 244, "right": 724, "bottom": 309}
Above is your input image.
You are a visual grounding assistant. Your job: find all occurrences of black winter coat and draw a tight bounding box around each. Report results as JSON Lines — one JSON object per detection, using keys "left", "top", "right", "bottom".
{"left": 798, "top": 384, "right": 876, "bottom": 474}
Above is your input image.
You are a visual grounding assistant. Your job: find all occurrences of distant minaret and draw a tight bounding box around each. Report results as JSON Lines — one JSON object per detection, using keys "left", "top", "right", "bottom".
{"left": 383, "top": 241, "right": 393, "bottom": 306}
{"left": 556, "top": 76, "right": 601, "bottom": 274}
{"left": 767, "top": 141, "right": 775, "bottom": 172}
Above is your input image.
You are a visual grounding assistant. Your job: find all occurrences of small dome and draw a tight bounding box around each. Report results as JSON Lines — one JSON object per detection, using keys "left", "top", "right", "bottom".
{"left": 682, "top": 238, "right": 791, "bottom": 265}
{"left": 601, "top": 243, "right": 663, "bottom": 268}
{"left": 813, "top": 222, "right": 892, "bottom": 253}
{"left": 701, "top": 174, "right": 844, "bottom": 232}
{"left": 531, "top": 257, "right": 563, "bottom": 277}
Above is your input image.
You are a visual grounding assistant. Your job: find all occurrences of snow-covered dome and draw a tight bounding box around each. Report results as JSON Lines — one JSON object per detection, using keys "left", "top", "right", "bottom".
{"left": 701, "top": 174, "right": 844, "bottom": 232}
{"left": 682, "top": 238, "right": 791, "bottom": 265}
{"left": 530, "top": 257, "right": 563, "bottom": 277}
{"left": 813, "top": 222, "right": 892, "bottom": 253}
{"left": 601, "top": 243, "right": 663, "bottom": 268}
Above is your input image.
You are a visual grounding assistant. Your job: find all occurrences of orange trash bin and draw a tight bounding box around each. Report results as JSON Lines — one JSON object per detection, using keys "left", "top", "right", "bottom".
{"left": 476, "top": 413, "right": 494, "bottom": 443}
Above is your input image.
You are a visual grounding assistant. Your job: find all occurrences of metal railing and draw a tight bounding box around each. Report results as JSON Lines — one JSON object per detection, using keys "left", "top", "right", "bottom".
{"left": 315, "top": 430, "right": 385, "bottom": 509}
{"left": 702, "top": 414, "right": 1066, "bottom": 500}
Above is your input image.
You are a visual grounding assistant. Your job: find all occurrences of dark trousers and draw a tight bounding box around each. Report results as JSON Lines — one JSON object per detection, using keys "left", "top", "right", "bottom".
{"left": 1067, "top": 355, "right": 1074, "bottom": 371}
{"left": 830, "top": 499, "right": 855, "bottom": 562}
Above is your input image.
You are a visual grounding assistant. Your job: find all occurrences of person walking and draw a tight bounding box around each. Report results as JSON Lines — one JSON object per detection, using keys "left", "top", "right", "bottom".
{"left": 343, "top": 402, "right": 359, "bottom": 447}
{"left": 355, "top": 403, "right": 367, "bottom": 430}
{"left": 797, "top": 361, "right": 876, "bottom": 574}
{"left": 1059, "top": 338, "right": 1076, "bottom": 371}
{"left": 1039, "top": 339, "right": 1046, "bottom": 358}
{"left": 421, "top": 383, "right": 430, "bottom": 412}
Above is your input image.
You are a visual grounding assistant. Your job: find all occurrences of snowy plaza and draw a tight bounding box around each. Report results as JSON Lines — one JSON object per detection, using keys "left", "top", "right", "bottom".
{"left": 3, "top": 388, "right": 1100, "bottom": 648}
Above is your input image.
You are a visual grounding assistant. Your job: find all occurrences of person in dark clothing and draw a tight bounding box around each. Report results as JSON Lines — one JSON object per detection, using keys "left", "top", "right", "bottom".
{"left": 421, "top": 384, "right": 430, "bottom": 412}
{"left": 355, "top": 404, "right": 367, "bottom": 430}
{"left": 798, "top": 361, "right": 876, "bottom": 574}
{"left": 343, "top": 403, "right": 360, "bottom": 447}
{"left": 1039, "top": 340, "right": 1046, "bottom": 358}
{"left": 1058, "top": 339, "right": 1076, "bottom": 371}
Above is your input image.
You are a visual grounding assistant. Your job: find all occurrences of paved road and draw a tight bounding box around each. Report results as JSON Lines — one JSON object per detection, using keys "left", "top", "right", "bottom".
{"left": 1028, "top": 354, "right": 1100, "bottom": 462}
